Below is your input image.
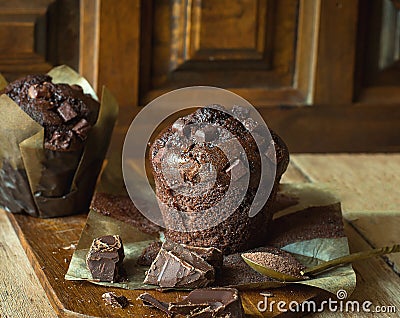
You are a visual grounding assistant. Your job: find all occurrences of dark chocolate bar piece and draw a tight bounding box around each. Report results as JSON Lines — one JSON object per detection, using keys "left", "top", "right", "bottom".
{"left": 137, "top": 241, "right": 162, "bottom": 266}
{"left": 144, "top": 241, "right": 215, "bottom": 288}
{"left": 182, "top": 244, "right": 223, "bottom": 270}
{"left": 102, "top": 292, "right": 129, "bottom": 308}
{"left": 138, "top": 288, "right": 244, "bottom": 318}
{"left": 138, "top": 293, "right": 170, "bottom": 315}
{"left": 138, "top": 241, "right": 223, "bottom": 269}
{"left": 86, "top": 235, "right": 125, "bottom": 282}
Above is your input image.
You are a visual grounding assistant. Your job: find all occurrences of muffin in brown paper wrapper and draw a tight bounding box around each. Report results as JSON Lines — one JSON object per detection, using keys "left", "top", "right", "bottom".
{"left": 0, "top": 65, "right": 118, "bottom": 218}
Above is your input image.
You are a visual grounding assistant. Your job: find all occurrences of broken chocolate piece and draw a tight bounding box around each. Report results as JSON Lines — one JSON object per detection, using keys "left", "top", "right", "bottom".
{"left": 138, "top": 288, "right": 244, "bottom": 318}
{"left": 138, "top": 293, "right": 171, "bottom": 315}
{"left": 144, "top": 241, "right": 215, "bottom": 288}
{"left": 137, "top": 241, "right": 162, "bottom": 266}
{"left": 172, "top": 118, "right": 192, "bottom": 136}
{"left": 182, "top": 245, "right": 223, "bottom": 270}
{"left": 169, "top": 288, "right": 244, "bottom": 318}
{"left": 137, "top": 242, "right": 223, "bottom": 269}
{"left": 46, "top": 130, "right": 73, "bottom": 150}
{"left": 86, "top": 235, "right": 125, "bottom": 282}
{"left": 72, "top": 118, "right": 90, "bottom": 139}
{"left": 57, "top": 102, "right": 78, "bottom": 122}
{"left": 28, "top": 83, "right": 51, "bottom": 99}
{"left": 102, "top": 292, "right": 129, "bottom": 308}
{"left": 193, "top": 125, "right": 218, "bottom": 143}
{"left": 28, "top": 85, "right": 38, "bottom": 99}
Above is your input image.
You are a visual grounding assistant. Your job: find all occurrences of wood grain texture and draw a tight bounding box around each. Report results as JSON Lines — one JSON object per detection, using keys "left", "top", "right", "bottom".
{"left": 291, "top": 154, "right": 400, "bottom": 213}
{"left": 355, "top": 0, "right": 400, "bottom": 104}
{"left": 294, "top": 0, "right": 321, "bottom": 104}
{"left": 309, "top": 222, "right": 400, "bottom": 318}
{"left": 80, "top": 0, "right": 141, "bottom": 110}
{"left": 313, "top": 0, "right": 358, "bottom": 105}
{"left": 350, "top": 214, "right": 400, "bottom": 275}
{"left": 294, "top": 153, "right": 400, "bottom": 313}
{"left": 140, "top": 0, "right": 301, "bottom": 106}
{"left": 0, "top": 210, "right": 56, "bottom": 318}
{"left": 0, "top": 0, "right": 79, "bottom": 81}
{"left": 280, "top": 160, "right": 310, "bottom": 184}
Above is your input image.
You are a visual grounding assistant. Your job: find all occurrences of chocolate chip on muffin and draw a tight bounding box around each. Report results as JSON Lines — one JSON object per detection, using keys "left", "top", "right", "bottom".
{"left": 1, "top": 74, "right": 100, "bottom": 151}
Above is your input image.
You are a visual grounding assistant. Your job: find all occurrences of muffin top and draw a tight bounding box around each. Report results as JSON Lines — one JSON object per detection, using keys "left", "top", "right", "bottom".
{"left": 1, "top": 74, "right": 100, "bottom": 151}
{"left": 149, "top": 106, "right": 264, "bottom": 213}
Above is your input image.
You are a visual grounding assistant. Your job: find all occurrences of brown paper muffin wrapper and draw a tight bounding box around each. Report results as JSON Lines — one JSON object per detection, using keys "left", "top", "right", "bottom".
{"left": 0, "top": 65, "right": 118, "bottom": 218}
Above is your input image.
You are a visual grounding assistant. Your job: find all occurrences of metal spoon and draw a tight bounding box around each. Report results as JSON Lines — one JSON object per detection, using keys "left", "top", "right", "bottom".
{"left": 241, "top": 244, "right": 400, "bottom": 282}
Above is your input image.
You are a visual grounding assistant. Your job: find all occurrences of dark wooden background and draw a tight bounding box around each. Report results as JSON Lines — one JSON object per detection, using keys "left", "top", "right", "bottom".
{"left": 1, "top": 0, "right": 400, "bottom": 152}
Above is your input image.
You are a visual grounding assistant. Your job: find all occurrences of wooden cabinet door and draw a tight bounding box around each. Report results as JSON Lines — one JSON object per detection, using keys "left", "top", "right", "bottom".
{"left": 1, "top": 0, "right": 400, "bottom": 152}
{"left": 139, "top": 0, "right": 302, "bottom": 107}
{"left": 0, "top": 0, "right": 80, "bottom": 80}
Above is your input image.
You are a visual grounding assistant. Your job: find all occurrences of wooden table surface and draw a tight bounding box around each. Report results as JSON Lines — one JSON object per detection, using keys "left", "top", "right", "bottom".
{"left": 1, "top": 154, "right": 399, "bottom": 317}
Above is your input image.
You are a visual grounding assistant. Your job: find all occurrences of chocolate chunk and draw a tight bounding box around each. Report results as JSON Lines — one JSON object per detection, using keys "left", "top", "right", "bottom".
{"left": 225, "top": 158, "right": 248, "bottom": 181}
{"left": 86, "top": 235, "right": 125, "bottom": 282}
{"left": 137, "top": 241, "right": 162, "bottom": 266}
{"left": 137, "top": 293, "right": 170, "bottom": 315}
{"left": 144, "top": 241, "right": 215, "bottom": 288}
{"left": 28, "top": 83, "right": 51, "bottom": 99}
{"left": 28, "top": 85, "right": 38, "bottom": 99}
{"left": 2, "top": 74, "right": 100, "bottom": 151}
{"left": 138, "top": 288, "right": 244, "bottom": 318}
{"left": 193, "top": 125, "right": 218, "bottom": 143}
{"left": 172, "top": 118, "right": 191, "bottom": 136}
{"left": 137, "top": 242, "right": 223, "bottom": 269}
{"left": 72, "top": 118, "right": 91, "bottom": 140}
{"left": 57, "top": 102, "right": 78, "bottom": 122}
{"left": 102, "top": 292, "right": 129, "bottom": 308}
{"left": 170, "top": 288, "right": 244, "bottom": 318}
{"left": 182, "top": 245, "right": 223, "bottom": 270}
{"left": 46, "top": 130, "right": 73, "bottom": 150}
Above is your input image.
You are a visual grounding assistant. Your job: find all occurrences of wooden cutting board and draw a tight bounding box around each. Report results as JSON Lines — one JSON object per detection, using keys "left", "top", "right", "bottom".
{"left": 7, "top": 211, "right": 327, "bottom": 317}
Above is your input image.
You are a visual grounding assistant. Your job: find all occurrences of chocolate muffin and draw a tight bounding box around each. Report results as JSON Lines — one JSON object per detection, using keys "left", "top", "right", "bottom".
{"left": 0, "top": 72, "right": 105, "bottom": 214}
{"left": 150, "top": 106, "right": 289, "bottom": 254}
{"left": 1, "top": 74, "right": 100, "bottom": 151}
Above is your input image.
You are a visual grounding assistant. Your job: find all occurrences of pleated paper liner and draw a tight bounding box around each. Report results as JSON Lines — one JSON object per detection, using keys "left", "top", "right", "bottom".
{"left": 0, "top": 65, "right": 118, "bottom": 217}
